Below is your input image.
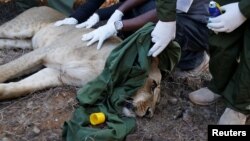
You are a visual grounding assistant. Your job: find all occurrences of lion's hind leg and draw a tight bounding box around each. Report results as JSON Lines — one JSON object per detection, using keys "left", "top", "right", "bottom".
{"left": 0, "top": 6, "right": 65, "bottom": 50}
{"left": 0, "top": 6, "right": 65, "bottom": 40}
{"left": 0, "top": 68, "right": 63, "bottom": 100}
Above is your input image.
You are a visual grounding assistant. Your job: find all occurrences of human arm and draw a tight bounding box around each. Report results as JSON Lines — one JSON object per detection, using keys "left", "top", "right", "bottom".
{"left": 54, "top": 17, "right": 78, "bottom": 26}
{"left": 75, "top": 13, "right": 100, "bottom": 28}
{"left": 207, "top": 1, "right": 248, "bottom": 33}
{"left": 148, "top": 0, "right": 177, "bottom": 57}
{"left": 54, "top": 0, "right": 106, "bottom": 26}
{"left": 118, "top": 0, "right": 147, "bottom": 13}
{"left": 121, "top": 9, "right": 157, "bottom": 32}
{"left": 82, "top": 9, "right": 157, "bottom": 50}
{"left": 70, "top": 0, "right": 106, "bottom": 23}
{"left": 156, "top": 0, "right": 176, "bottom": 22}
{"left": 97, "top": 2, "right": 123, "bottom": 21}
{"left": 107, "top": 0, "right": 147, "bottom": 24}
{"left": 82, "top": 0, "right": 152, "bottom": 49}
{"left": 76, "top": 2, "right": 123, "bottom": 29}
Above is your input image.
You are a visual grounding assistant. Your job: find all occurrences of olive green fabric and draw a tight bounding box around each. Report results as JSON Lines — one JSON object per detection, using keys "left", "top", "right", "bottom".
{"left": 16, "top": 0, "right": 74, "bottom": 15}
{"left": 62, "top": 23, "right": 180, "bottom": 141}
{"left": 47, "top": 0, "right": 74, "bottom": 16}
{"left": 239, "top": 0, "right": 250, "bottom": 18}
{"left": 156, "top": 0, "right": 177, "bottom": 21}
{"left": 208, "top": 19, "right": 250, "bottom": 114}
{"left": 158, "top": 41, "right": 181, "bottom": 72}
{"left": 16, "top": 0, "right": 39, "bottom": 11}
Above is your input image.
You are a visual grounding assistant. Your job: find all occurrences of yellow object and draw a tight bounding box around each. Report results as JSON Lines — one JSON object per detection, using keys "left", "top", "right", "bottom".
{"left": 90, "top": 112, "right": 106, "bottom": 125}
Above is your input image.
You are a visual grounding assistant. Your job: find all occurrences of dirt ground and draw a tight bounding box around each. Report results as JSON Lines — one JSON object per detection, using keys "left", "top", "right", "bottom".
{"left": 0, "top": 1, "right": 249, "bottom": 141}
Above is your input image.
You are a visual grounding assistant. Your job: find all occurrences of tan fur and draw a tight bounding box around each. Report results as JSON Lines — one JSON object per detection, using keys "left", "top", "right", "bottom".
{"left": 132, "top": 58, "right": 162, "bottom": 118}
{"left": 0, "top": 6, "right": 161, "bottom": 117}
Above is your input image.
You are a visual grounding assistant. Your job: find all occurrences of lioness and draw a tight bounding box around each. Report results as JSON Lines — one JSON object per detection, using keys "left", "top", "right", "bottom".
{"left": 0, "top": 6, "right": 161, "bottom": 118}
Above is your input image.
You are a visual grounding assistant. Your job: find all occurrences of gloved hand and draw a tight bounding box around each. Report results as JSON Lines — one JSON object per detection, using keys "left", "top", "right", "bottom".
{"left": 107, "top": 10, "right": 124, "bottom": 24}
{"left": 207, "top": 2, "right": 246, "bottom": 33}
{"left": 82, "top": 22, "right": 117, "bottom": 50}
{"left": 54, "top": 17, "right": 78, "bottom": 26}
{"left": 76, "top": 13, "right": 100, "bottom": 28}
{"left": 148, "top": 21, "right": 176, "bottom": 57}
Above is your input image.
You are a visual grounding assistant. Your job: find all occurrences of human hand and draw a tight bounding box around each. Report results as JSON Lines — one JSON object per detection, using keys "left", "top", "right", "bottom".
{"left": 148, "top": 21, "right": 176, "bottom": 57}
{"left": 207, "top": 2, "right": 246, "bottom": 33}
{"left": 81, "top": 23, "right": 117, "bottom": 50}
{"left": 107, "top": 10, "right": 124, "bottom": 24}
{"left": 76, "top": 13, "right": 100, "bottom": 28}
{"left": 54, "top": 17, "right": 78, "bottom": 26}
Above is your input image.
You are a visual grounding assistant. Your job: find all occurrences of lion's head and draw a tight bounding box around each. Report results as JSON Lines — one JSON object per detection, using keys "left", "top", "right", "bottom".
{"left": 123, "top": 57, "right": 162, "bottom": 118}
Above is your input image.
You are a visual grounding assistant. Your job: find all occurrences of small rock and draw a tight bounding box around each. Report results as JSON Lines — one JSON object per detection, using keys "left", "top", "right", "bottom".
{"left": 26, "top": 101, "right": 33, "bottom": 109}
{"left": 33, "top": 126, "right": 40, "bottom": 134}
{"left": 168, "top": 96, "right": 178, "bottom": 105}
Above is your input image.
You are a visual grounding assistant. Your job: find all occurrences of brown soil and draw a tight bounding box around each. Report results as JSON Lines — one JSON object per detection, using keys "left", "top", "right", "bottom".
{"left": 0, "top": 1, "right": 249, "bottom": 141}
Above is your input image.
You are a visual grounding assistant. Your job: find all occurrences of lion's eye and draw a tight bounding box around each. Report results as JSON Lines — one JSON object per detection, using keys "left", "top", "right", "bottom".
{"left": 151, "top": 80, "right": 157, "bottom": 92}
{"left": 124, "top": 100, "right": 133, "bottom": 109}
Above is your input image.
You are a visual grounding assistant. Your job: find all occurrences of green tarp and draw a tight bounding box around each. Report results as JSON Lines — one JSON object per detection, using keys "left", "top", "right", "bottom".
{"left": 16, "top": 0, "right": 74, "bottom": 15}
{"left": 62, "top": 23, "right": 181, "bottom": 141}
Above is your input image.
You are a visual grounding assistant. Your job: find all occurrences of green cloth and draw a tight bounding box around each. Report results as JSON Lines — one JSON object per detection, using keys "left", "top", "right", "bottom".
{"left": 16, "top": 0, "right": 74, "bottom": 16}
{"left": 158, "top": 41, "right": 181, "bottom": 72}
{"left": 156, "top": 0, "right": 177, "bottom": 21}
{"left": 208, "top": 18, "right": 250, "bottom": 114}
{"left": 16, "top": 0, "right": 39, "bottom": 11}
{"left": 47, "top": 0, "right": 74, "bottom": 16}
{"left": 62, "top": 23, "right": 181, "bottom": 141}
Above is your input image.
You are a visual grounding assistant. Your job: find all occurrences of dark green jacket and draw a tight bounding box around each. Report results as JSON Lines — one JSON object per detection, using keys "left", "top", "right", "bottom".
{"left": 217, "top": 0, "right": 250, "bottom": 18}
{"left": 156, "top": 0, "right": 177, "bottom": 21}
{"left": 156, "top": 0, "right": 250, "bottom": 21}
{"left": 239, "top": 0, "right": 250, "bottom": 18}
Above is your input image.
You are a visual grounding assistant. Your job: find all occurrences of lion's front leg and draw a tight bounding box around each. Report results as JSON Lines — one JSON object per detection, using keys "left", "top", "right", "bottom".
{"left": 0, "top": 68, "right": 63, "bottom": 100}
{"left": 0, "top": 50, "right": 45, "bottom": 83}
{"left": 0, "top": 39, "right": 32, "bottom": 49}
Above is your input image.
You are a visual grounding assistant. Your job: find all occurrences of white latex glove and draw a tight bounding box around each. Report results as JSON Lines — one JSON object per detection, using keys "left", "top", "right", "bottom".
{"left": 82, "top": 23, "right": 117, "bottom": 50}
{"left": 207, "top": 2, "right": 246, "bottom": 33}
{"left": 107, "top": 10, "right": 124, "bottom": 24}
{"left": 76, "top": 13, "right": 100, "bottom": 28}
{"left": 148, "top": 21, "right": 176, "bottom": 57}
{"left": 54, "top": 17, "right": 78, "bottom": 26}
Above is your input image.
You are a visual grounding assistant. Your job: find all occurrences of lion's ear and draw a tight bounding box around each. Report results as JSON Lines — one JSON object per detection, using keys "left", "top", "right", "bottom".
{"left": 152, "top": 80, "right": 161, "bottom": 104}
{"left": 151, "top": 79, "right": 157, "bottom": 92}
